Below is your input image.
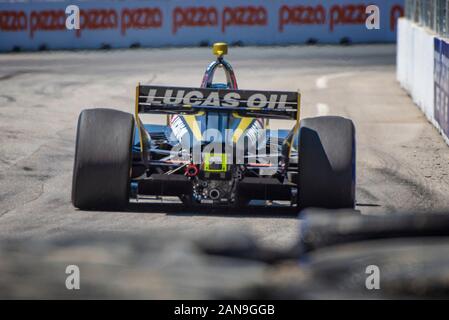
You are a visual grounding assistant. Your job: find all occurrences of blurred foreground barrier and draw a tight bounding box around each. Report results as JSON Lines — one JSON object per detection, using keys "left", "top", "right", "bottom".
{"left": 397, "top": 17, "right": 449, "bottom": 146}
{"left": 2, "top": 209, "right": 449, "bottom": 299}
{"left": 298, "top": 208, "right": 449, "bottom": 251}
{"left": 0, "top": 0, "right": 404, "bottom": 51}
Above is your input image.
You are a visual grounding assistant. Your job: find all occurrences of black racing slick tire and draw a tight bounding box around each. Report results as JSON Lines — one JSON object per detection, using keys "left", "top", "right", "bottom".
{"left": 71, "top": 108, "right": 135, "bottom": 210}
{"left": 298, "top": 116, "right": 356, "bottom": 209}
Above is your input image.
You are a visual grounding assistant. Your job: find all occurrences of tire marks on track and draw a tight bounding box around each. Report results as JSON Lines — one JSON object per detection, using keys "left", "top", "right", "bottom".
{"left": 314, "top": 72, "right": 354, "bottom": 117}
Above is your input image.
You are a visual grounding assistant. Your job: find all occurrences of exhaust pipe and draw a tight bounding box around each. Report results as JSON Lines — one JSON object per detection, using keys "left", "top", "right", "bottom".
{"left": 209, "top": 188, "right": 220, "bottom": 200}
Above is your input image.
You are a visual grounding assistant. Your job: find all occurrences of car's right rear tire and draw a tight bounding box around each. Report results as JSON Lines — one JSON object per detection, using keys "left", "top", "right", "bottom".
{"left": 71, "top": 108, "right": 134, "bottom": 210}
{"left": 297, "top": 116, "right": 356, "bottom": 209}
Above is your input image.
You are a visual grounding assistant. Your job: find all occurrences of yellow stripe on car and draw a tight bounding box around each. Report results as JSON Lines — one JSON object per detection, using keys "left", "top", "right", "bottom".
{"left": 135, "top": 84, "right": 144, "bottom": 152}
{"left": 183, "top": 115, "right": 202, "bottom": 141}
{"left": 232, "top": 117, "right": 253, "bottom": 143}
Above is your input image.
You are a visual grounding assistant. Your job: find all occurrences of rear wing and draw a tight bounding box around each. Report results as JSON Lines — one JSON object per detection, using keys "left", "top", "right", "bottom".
{"left": 136, "top": 85, "right": 300, "bottom": 121}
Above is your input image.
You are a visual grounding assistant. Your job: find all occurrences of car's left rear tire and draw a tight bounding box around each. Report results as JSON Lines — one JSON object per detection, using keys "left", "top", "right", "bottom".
{"left": 71, "top": 108, "right": 134, "bottom": 210}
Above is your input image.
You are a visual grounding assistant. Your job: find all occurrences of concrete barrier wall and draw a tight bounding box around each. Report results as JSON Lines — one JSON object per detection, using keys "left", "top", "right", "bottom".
{"left": 0, "top": 0, "right": 404, "bottom": 52}
{"left": 397, "top": 18, "right": 449, "bottom": 146}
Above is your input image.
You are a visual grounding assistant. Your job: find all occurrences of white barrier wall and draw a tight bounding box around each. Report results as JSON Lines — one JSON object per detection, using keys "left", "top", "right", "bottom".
{"left": 0, "top": 0, "right": 404, "bottom": 51}
{"left": 397, "top": 18, "right": 449, "bottom": 146}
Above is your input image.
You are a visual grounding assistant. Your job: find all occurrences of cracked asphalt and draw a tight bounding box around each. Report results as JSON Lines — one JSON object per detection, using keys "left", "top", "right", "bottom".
{"left": 0, "top": 45, "right": 448, "bottom": 249}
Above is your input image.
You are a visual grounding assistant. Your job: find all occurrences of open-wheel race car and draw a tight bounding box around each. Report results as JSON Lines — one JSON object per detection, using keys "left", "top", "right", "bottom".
{"left": 72, "top": 43, "right": 356, "bottom": 210}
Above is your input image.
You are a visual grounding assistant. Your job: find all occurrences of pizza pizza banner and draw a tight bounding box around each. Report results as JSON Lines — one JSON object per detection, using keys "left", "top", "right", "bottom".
{"left": 0, "top": 0, "right": 403, "bottom": 51}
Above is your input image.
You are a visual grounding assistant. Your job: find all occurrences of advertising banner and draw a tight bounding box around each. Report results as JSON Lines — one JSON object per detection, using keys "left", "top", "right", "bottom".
{"left": 0, "top": 0, "right": 403, "bottom": 51}
{"left": 434, "top": 38, "right": 449, "bottom": 140}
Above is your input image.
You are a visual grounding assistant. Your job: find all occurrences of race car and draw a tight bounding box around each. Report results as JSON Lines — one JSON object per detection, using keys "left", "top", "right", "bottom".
{"left": 72, "top": 43, "right": 356, "bottom": 210}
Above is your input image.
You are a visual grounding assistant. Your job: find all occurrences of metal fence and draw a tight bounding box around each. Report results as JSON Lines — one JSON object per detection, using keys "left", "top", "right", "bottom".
{"left": 406, "top": 0, "right": 449, "bottom": 38}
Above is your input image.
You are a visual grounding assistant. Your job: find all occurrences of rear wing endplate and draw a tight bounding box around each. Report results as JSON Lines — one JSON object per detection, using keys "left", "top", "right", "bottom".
{"left": 136, "top": 85, "right": 300, "bottom": 121}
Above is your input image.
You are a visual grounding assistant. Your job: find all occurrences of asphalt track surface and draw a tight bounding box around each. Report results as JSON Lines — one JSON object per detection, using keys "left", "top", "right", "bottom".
{"left": 1, "top": 45, "right": 449, "bottom": 249}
